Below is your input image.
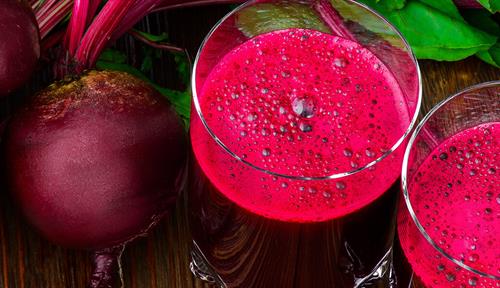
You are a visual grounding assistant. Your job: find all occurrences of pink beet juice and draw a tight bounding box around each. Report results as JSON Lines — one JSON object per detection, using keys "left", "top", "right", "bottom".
{"left": 190, "top": 26, "right": 419, "bottom": 287}
{"left": 193, "top": 28, "right": 410, "bottom": 221}
{"left": 398, "top": 123, "right": 499, "bottom": 288}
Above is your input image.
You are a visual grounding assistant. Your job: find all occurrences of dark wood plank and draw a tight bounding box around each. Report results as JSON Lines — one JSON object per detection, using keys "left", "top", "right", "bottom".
{"left": 419, "top": 59, "right": 500, "bottom": 114}
{"left": 0, "top": 5, "right": 498, "bottom": 288}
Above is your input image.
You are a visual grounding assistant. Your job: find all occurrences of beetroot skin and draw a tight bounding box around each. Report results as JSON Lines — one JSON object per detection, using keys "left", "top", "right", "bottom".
{"left": 4, "top": 70, "right": 187, "bottom": 249}
{"left": 0, "top": 0, "right": 40, "bottom": 96}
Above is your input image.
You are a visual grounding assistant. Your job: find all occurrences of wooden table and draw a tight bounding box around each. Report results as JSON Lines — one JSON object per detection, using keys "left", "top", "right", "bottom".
{"left": 0, "top": 5, "right": 498, "bottom": 288}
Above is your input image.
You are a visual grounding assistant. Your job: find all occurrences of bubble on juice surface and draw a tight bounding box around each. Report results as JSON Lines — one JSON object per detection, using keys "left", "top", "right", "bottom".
{"left": 262, "top": 148, "right": 271, "bottom": 157}
{"left": 333, "top": 57, "right": 348, "bottom": 68}
{"left": 399, "top": 123, "right": 499, "bottom": 288}
{"left": 199, "top": 28, "right": 409, "bottom": 179}
{"left": 193, "top": 28, "right": 412, "bottom": 222}
{"left": 292, "top": 97, "right": 315, "bottom": 118}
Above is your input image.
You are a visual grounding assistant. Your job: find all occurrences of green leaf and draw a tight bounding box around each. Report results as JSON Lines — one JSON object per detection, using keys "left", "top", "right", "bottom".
{"left": 98, "top": 49, "right": 127, "bottom": 64}
{"left": 139, "top": 46, "right": 169, "bottom": 75}
{"left": 332, "top": 0, "right": 401, "bottom": 45}
{"left": 132, "top": 29, "right": 169, "bottom": 43}
{"left": 236, "top": 2, "right": 329, "bottom": 38}
{"left": 140, "top": 47, "right": 153, "bottom": 73}
{"left": 461, "top": 9, "right": 500, "bottom": 67}
{"left": 235, "top": 0, "right": 498, "bottom": 65}
{"left": 416, "top": 0, "right": 463, "bottom": 20}
{"left": 476, "top": 0, "right": 500, "bottom": 13}
{"left": 361, "top": 0, "right": 407, "bottom": 11}
{"left": 96, "top": 49, "right": 191, "bottom": 123}
{"left": 477, "top": 43, "right": 500, "bottom": 67}
{"left": 411, "top": 46, "right": 488, "bottom": 60}
{"left": 154, "top": 89, "right": 191, "bottom": 124}
{"left": 174, "top": 54, "right": 190, "bottom": 86}
{"left": 462, "top": 9, "right": 500, "bottom": 36}
{"left": 380, "top": 1, "right": 497, "bottom": 60}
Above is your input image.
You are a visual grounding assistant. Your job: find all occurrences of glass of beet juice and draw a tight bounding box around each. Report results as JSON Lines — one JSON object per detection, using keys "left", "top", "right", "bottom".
{"left": 397, "top": 81, "right": 499, "bottom": 288}
{"left": 189, "top": 0, "right": 421, "bottom": 287}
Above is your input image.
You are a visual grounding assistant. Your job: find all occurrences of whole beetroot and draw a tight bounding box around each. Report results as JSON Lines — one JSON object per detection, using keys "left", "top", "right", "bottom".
{"left": 4, "top": 70, "right": 187, "bottom": 286}
{"left": 0, "top": 0, "right": 40, "bottom": 96}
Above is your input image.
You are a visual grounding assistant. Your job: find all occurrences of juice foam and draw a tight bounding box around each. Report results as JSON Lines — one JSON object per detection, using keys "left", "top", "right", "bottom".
{"left": 192, "top": 28, "right": 411, "bottom": 221}
{"left": 399, "top": 123, "right": 499, "bottom": 287}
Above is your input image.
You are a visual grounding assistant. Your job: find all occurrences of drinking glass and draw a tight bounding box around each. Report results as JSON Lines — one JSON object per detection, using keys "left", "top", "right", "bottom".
{"left": 189, "top": 0, "right": 421, "bottom": 287}
{"left": 397, "top": 81, "right": 499, "bottom": 288}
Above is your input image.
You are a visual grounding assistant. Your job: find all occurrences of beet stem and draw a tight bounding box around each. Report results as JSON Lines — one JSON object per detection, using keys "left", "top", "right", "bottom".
{"left": 35, "top": 0, "right": 73, "bottom": 39}
{"left": 312, "top": 0, "right": 357, "bottom": 42}
{"left": 89, "top": 246, "right": 125, "bottom": 288}
{"left": 128, "top": 30, "right": 186, "bottom": 53}
{"left": 66, "top": 0, "right": 93, "bottom": 56}
{"left": 31, "top": 0, "right": 44, "bottom": 10}
{"left": 64, "top": 0, "right": 103, "bottom": 57}
{"left": 74, "top": 0, "right": 136, "bottom": 70}
{"left": 151, "top": 0, "right": 357, "bottom": 41}
{"left": 34, "top": 0, "right": 58, "bottom": 18}
{"left": 112, "top": 0, "right": 244, "bottom": 42}
{"left": 152, "top": 0, "right": 243, "bottom": 12}
{"left": 65, "top": 0, "right": 242, "bottom": 74}
{"left": 453, "top": 0, "right": 484, "bottom": 9}
{"left": 41, "top": 30, "right": 66, "bottom": 56}
{"left": 108, "top": 0, "right": 159, "bottom": 45}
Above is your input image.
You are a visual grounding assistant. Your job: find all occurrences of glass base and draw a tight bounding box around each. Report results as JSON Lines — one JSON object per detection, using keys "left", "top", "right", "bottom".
{"left": 190, "top": 241, "right": 226, "bottom": 288}
{"left": 353, "top": 247, "right": 396, "bottom": 288}
{"left": 190, "top": 240, "right": 395, "bottom": 288}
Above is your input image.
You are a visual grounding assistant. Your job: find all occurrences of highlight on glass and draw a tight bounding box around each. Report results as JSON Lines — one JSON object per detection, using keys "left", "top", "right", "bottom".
{"left": 397, "top": 81, "right": 499, "bottom": 288}
{"left": 189, "top": 0, "right": 421, "bottom": 286}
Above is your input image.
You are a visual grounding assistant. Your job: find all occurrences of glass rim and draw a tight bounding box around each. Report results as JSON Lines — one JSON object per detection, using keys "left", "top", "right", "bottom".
{"left": 191, "top": 0, "right": 423, "bottom": 181}
{"left": 401, "top": 80, "right": 500, "bottom": 280}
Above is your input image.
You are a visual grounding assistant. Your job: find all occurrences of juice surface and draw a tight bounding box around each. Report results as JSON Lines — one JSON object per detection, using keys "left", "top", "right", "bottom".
{"left": 399, "top": 122, "right": 499, "bottom": 287}
{"left": 192, "top": 28, "right": 411, "bottom": 221}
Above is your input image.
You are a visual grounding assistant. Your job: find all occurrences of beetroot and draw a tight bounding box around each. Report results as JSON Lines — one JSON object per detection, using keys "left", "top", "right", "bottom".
{"left": 3, "top": 0, "right": 194, "bottom": 286}
{"left": 0, "top": 0, "right": 40, "bottom": 97}
{"left": 2, "top": 0, "right": 191, "bottom": 285}
{"left": 5, "top": 69, "right": 187, "bottom": 287}
{"left": 4, "top": 70, "right": 187, "bottom": 249}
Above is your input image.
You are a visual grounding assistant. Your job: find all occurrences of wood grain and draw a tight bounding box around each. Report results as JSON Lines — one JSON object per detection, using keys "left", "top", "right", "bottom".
{"left": 0, "top": 5, "right": 498, "bottom": 288}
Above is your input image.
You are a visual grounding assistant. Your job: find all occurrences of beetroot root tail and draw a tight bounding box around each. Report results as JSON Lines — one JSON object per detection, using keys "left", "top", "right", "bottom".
{"left": 88, "top": 246, "right": 125, "bottom": 288}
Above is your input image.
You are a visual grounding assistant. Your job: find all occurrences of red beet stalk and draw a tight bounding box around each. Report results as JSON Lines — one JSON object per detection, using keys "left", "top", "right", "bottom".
{"left": 453, "top": 0, "right": 484, "bottom": 9}
{"left": 32, "top": 0, "right": 73, "bottom": 40}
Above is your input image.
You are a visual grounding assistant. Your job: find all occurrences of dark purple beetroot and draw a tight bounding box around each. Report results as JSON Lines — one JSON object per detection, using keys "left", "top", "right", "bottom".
{"left": 0, "top": 0, "right": 40, "bottom": 96}
{"left": 4, "top": 70, "right": 187, "bottom": 250}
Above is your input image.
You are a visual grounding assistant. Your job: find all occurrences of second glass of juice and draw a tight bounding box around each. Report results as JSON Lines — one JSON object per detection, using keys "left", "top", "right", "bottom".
{"left": 397, "top": 82, "right": 499, "bottom": 288}
{"left": 189, "top": 0, "right": 421, "bottom": 287}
